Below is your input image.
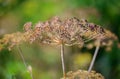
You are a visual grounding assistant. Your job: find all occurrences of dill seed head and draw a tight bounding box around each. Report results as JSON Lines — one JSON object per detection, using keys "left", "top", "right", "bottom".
{"left": 0, "top": 32, "right": 26, "bottom": 50}
{"left": 22, "top": 16, "right": 117, "bottom": 48}
{"left": 0, "top": 16, "right": 118, "bottom": 50}
{"left": 61, "top": 70, "right": 104, "bottom": 79}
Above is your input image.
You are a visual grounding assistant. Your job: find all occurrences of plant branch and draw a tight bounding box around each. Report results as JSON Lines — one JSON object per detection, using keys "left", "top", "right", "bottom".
{"left": 88, "top": 40, "right": 100, "bottom": 72}
{"left": 17, "top": 46, "right": 34, "bottom": 79}
{"left": 17, "top": 46, "right": 27, "bottom": 68}
{"left": 60, "top": 44, "right": 66, "bottom": 78}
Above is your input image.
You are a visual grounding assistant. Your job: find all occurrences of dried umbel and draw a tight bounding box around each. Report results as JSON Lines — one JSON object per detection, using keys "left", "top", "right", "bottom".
{"left": 86, "top": 29, "right": 117, "bottom": 50}
{"left": 0, "top": 32, "right": 27, "bottom": 50}
{"left": 23, "top": 17, "right": 117, "bottom": 48}
{"left": 0, "top": 16, "right": 117, "bottom": 50}
{"left": 61, "top": 70, "right": 104, "bottom": 79}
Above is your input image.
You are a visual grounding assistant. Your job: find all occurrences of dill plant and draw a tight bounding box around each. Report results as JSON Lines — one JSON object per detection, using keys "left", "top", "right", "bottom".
{"left": 0, "top": 16, "right": 118, "bottom": 79}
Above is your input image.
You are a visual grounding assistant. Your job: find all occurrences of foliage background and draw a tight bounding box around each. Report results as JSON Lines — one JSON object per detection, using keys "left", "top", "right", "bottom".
{"left": 0, "top": 0, "right": 120, "bottom": 79}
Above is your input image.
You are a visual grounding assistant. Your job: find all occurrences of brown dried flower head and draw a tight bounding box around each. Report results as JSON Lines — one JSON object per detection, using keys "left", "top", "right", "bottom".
{"left": 23, "top": 16, "right": 117, "bottom": 48}
{"left": 0, "top": 16, "right": 117, "bottom": 50}
{"left": 61, "top": 70, "right": 104, "bottom": 79}
{"left": 0, "top": 32, "right": 27, "bottom": 50}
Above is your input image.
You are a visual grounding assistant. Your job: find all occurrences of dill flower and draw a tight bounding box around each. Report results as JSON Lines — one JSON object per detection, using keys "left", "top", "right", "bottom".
{"left": 0, "top": 32, "right": 26, "bottom": 50}
{"left": 0, "top": 16, "right": 117, "bottom": 50}
{"left": 23, "top": 16, "right": 117, "bottom": 53}
{"left": 23, "top": 17, "right": 107, "bottom": 47}
{"left": 61, "top": 70, "right": 104, "bottom": 79}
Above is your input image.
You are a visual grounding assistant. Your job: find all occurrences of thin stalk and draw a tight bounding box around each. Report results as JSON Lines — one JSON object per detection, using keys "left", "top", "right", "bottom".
{"left": 60, "top": 44, "right": 66, "bottom": 78}
{"left": 17, "top": 46, "right": 34, "bottom": 79}
{"left": 17, "top": 46, "right": 27, "bottom": 68}
{"left": 88, "top": 40, "right": 100, "bottom": 72}
{"left": 29, "top": 70, "right": 34, "bottom": 79}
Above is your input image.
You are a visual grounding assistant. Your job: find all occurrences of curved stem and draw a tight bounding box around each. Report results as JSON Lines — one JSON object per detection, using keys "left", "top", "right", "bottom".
{"left": 17, "top": 46, "right": 27, "bottom": 68}
{"left": 88, "top": 40, "right": 100, "bottom": 72}
{"left": 17, "top": 46, "right": 34, "bottom": 79}
{"left": 60, "top": 44, "right": 66, "bottom": 78}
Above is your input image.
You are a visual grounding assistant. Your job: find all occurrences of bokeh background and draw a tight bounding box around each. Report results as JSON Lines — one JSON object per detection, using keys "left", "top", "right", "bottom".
{"left": 0, "top": 0, "right": 120, "bottom": 79}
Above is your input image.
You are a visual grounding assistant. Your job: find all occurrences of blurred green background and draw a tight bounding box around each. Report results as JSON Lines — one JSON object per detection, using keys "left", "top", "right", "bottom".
{"left": 0, "top": 0, "right": 120, "bottom": 79}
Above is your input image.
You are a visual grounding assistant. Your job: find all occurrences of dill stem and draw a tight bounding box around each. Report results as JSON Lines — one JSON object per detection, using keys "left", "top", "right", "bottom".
{"left": 17, "top": 46, "right": 34, "bottom": 79}
{"left": 30, "top": 72, "right": 34, "bottom": 79}
{"left": 60, "top": 44, "right": 66, "bottom": 79}
{"left": 17, "top": 46, "right": 27, "bottom": 68}
{"left": 88, "top": 40, "right": 100, "bottom": 72}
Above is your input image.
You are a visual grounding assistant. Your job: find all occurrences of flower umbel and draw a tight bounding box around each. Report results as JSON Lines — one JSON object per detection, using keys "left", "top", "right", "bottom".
{"left": 61, "top": 70, "right": 104, "bottom": 79}
{"left": 23, "top": 17, "right": 108, "bottom": 46}
{"left": 0, "top": 16, "right": 117, "bottom": 51}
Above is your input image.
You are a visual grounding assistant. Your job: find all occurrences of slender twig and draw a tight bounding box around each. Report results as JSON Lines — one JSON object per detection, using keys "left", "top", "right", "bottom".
{"left": 17, "top": 46, "right": 27, "bottom": 68}
{"left": 88, "top": 40, "right": 100, "bottom": 72}
{"left": 17, "top": 46, "right": 34, "bottom": 79}
{"left": 60, "top": 44, "right": 66, "bottom": 79}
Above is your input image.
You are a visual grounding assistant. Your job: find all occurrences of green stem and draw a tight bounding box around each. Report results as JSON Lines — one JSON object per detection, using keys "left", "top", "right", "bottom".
{"left": 17, "top": 46, "right": 27, "bottom": 68}
{"left": 17, "top": 46, "right": 34, "bottom": 79}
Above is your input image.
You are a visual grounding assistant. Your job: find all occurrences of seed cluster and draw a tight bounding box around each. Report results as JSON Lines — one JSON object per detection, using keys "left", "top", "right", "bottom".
{"left": 61, "top": 70, "right": 104, "bottom": 79}
{"left": 0, "top": 32, "right": 26, "bottom": 50}
{"left": 24, "top": 17, "right": 107, "bottom": 46}
{"left": 0, "top": 16, "right": 117, "bottom": 50}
